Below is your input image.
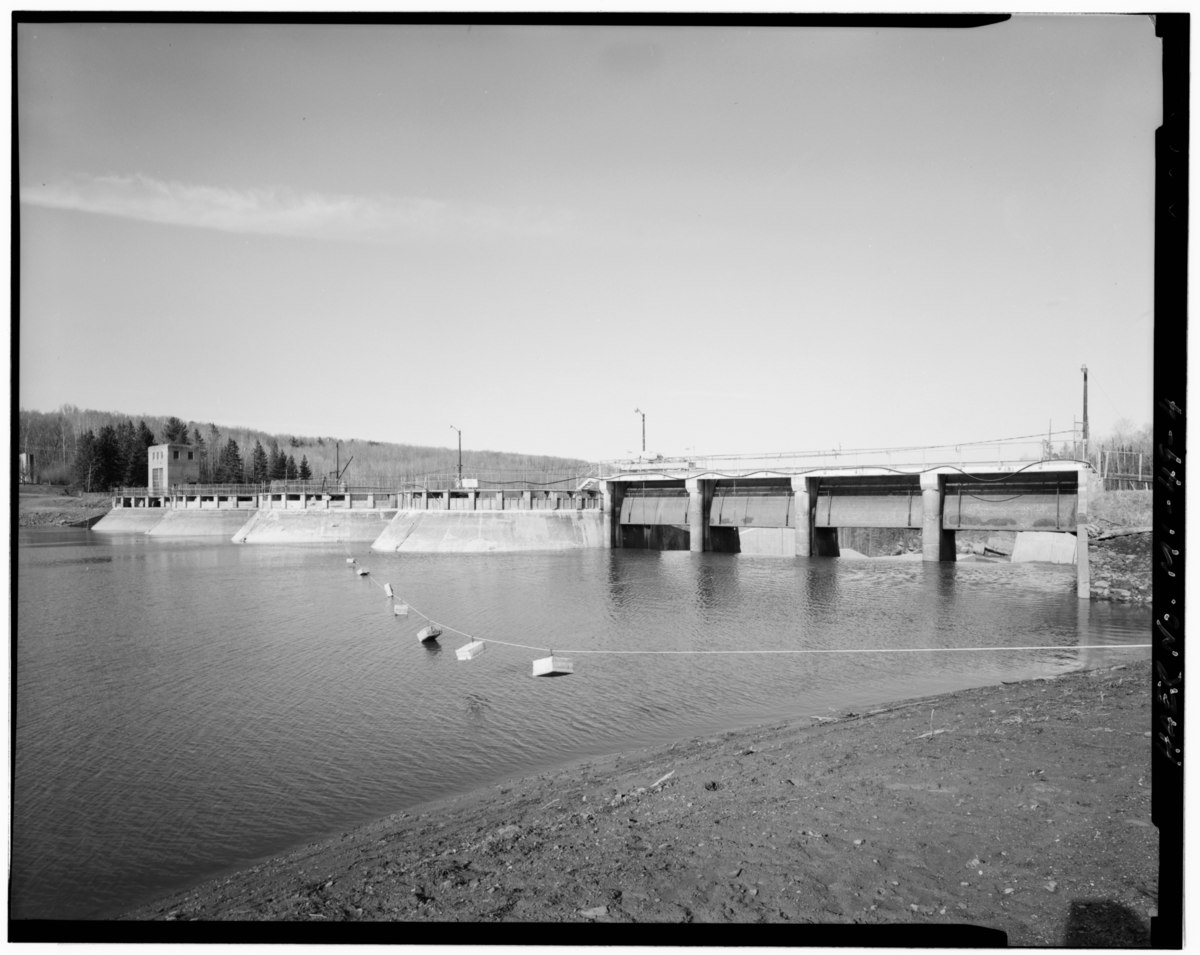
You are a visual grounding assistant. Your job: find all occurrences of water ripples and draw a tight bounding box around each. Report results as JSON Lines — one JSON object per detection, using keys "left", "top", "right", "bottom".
{"left": 14, "top": 531, "right": 1149, "bottom": 920}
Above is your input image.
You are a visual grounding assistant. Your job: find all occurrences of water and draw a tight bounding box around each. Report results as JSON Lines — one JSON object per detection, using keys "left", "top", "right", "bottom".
{"left": 13, "top": 528, "right": 1149, "bottom": 920}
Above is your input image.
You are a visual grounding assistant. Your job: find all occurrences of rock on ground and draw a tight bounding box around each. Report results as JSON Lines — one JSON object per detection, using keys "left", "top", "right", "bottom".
{"left": 1088, "top": 532, "right": 1151, "bottom": 605}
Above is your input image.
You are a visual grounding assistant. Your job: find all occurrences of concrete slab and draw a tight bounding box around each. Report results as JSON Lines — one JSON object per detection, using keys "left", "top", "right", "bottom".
{"left": 234, "top": 509, "right": 396, "bottom": 544}
{"left": 92, "top": 509, "right": 167, "bottom": 533}
{"left": 1010, "top": 531, "right": 1079, "bottom": 564}
{"left": 372, "top": 510, "right": 605, "bottom": 552}
{"left": 147, "top": 510, "right": 256, "bottom": 537}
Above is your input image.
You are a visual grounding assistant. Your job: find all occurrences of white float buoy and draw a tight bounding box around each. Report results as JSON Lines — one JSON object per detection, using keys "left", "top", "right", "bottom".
{"left": 418, "top": 624, "right": 443, "bottom": 643}
{"left": 393, "top": 603, "right": 409, "bottom": 616}
{"left": 346, "top": 557, "right": 356, "bottom": 564}
{"left": 532, "top": 655, "right": 574, "bottom": 677}
{"left": 384, "top": 583, "right": 394, "bottom": 599}
{"left": 455, "top": 641, "right": 486, "bottom": 661}
{"left": 357, "top": 568, "right": 369, "bottom": 577}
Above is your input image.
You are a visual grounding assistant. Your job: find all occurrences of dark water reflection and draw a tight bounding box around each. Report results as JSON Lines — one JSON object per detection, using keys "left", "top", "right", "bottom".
{"left": 14, "top": 530, "right": 1148, "bottom": 920}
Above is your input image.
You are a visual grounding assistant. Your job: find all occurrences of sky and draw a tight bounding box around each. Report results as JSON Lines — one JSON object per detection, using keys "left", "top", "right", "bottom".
{"left": 17, "top": 16, "right": 1162, "bottom": 462}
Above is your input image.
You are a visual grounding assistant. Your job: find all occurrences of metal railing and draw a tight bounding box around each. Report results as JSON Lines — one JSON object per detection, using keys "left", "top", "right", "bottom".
{"left": 1097, "top": 450, "right": 1150, "bottom": 490}
{"left": 117, "top": 483, "right": 405, "bottom": 497}
{"left": 117, "top": 473, "right": 603, "bottom": 496}
{"left": 602, "top": 435, "right": 1089, "bottom": 478}
{"left": 118, "top": 484, "right": 265, "bottom": 497}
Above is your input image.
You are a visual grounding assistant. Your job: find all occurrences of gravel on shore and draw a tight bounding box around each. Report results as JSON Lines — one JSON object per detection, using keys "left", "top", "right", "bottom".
{"left": 102, "top": 659, "right": 1158, "bottom": 947}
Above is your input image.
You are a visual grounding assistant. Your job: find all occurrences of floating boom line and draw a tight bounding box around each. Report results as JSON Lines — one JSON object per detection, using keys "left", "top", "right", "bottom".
{"left": 349, "top": 557, "right": 1148, "bottom": 667}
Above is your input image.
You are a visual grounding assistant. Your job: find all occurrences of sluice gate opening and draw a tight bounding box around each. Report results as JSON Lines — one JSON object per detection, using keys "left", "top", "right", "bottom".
{"left": 605, "top": 469, "right": 1084, "bottom": 556}
{"left": 617, "top": 482, "right": 690, "bottom": 550}
{"left": 813, "top": 475, "right": 923, "bottom": 529}
{"left": 708, "top": 478, "right": 795, "bottom": 555}
{"left": 941, "top": 475, "right": 1079, "bottom": 532}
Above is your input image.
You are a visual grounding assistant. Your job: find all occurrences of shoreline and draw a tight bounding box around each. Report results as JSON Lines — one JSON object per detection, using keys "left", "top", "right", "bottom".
{"left": 102, "top": 658, "right": 1156, "bottom": 945}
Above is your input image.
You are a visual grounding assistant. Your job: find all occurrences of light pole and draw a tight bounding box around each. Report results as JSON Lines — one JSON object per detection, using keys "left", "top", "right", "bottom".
{"left": 1080, "top": 364, "right": 1089, "bottom": 464}
{"left": 449, "top": 425, "right": 462, "bottom": 487}
{"left": 633, "top": 407, "right": 646, "bottom": 454}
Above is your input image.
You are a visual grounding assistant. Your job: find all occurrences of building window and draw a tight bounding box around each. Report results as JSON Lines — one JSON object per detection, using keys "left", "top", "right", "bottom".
{"left": 187, "top": 451, "right": 194, "bottom": 460}
{"left": 173, "top": 451, "right": 179, "bottom": 460}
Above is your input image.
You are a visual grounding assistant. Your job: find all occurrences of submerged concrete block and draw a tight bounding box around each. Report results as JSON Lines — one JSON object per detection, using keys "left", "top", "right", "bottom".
{"left": 1010, "top": 531, "right": 1078, "bottom": 564}
{"left": 736, "top": 527, "right": 795, "bottom": 557}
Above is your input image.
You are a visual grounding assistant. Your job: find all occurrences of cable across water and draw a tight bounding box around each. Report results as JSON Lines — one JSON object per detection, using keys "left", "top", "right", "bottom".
{"left": 356, "top": 560, "right": 1148, "bottom": 660}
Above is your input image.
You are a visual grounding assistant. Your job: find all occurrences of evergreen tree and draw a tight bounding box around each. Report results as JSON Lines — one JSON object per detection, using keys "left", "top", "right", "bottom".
{"left": 250, "top": 440, "right": 269, "bottom": 483}
{"left": 298, "top": 455, "right": 312, "bottom": 481}
{"left": 134, "top": 421, "right": 156, "bottom": 485}
{"left": 191, "top": 427, "right": 208, "bottom": 482}
{"left": 268, "top": 440, "right": 287, "bottom": 481}
{"left": 219, "top": 439, "right": 245, "bottom": 484}
{"left": 206, "top": 425, "right": 221, "bottom": 481}
{"left": 94, "top": 424, "right": 121, "bottom": 490}
{"left": 115, "top": 419, "right": 138, "bottom": 486}
{"left": 285, "top": 454, "right": 298, "bottom": 480}
{"left": 162, "top": 416, "right": 190, "bottom": 444}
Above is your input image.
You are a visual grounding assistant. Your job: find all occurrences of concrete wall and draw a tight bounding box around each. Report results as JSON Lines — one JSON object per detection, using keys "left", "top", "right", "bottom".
{"left": 233, "top": 509, "right": 398, "bottom": 544}
{"left": 92, "top": 509, "right": 168, "bottom": 533}
{"left": 372, "top": 510, "right": 605, "bottom": 553}
{"left": 146, "top": 510, "right": 257, "bottom": 537}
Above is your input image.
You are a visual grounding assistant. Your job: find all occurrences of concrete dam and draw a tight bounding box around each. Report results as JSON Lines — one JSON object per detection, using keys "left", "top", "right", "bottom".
{"left": 99, "top": 486, "right": 607, "bottom": 553}
{"left": 100, "top": 452, "right": 1093, "bottom": 596}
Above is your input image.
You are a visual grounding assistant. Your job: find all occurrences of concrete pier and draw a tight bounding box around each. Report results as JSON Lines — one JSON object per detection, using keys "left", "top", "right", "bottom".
{"left": 1076, "top": 476, "right": 1090, "bottom": 599}
{"left": 792, "top": 476, "right": 814, "bottom": 558}
{"left": 686, "top": 478, "right": 713, "bottom": 553}
{"left": 920, "top": 472, "right": 956, "bottom": 562}
{"left": 602, "top": 482, "right": 626, "bottom": 549}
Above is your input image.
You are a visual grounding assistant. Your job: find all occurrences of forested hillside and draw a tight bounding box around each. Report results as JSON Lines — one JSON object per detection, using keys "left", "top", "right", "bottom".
{"left": 17, "top": 405, "right": 598, "bottom": 492}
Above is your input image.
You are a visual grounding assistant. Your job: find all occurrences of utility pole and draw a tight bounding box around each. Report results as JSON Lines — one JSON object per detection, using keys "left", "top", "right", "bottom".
{"left": 1081, "top": 364, "right": 1089, "bottom": 463}
{"left": 634, "top": 407, "right": 646, "bottom": 454}
{"left": 450, "top": 425, "right": 462, "bottom": 487}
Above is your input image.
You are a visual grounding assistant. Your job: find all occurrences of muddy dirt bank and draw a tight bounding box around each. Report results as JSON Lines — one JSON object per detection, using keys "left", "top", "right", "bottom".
{"left": 17, "top": 486, "right": 111, "bottom": 527}
{"left": 106, "top": 660, "right": 1157, "bottom": 946}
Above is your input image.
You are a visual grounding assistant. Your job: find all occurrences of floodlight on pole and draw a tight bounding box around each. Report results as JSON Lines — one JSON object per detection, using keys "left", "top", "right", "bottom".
{"left": 450, "top": 425, "right": 462, "bottom": 487}
{"left": 1080, "top": 364, "right": 1089, "bottom": 463}
{"left": 633, "top": 408, "right": 646, "bottom": 454}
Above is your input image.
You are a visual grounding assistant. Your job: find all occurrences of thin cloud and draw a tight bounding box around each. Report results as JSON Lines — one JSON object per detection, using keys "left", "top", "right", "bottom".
{"left": 20, "top": 174, "right": 571, "bottom": 242}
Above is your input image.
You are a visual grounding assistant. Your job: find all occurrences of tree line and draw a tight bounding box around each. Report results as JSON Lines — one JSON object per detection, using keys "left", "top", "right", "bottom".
{"left": 1040, "top": 418, "right": 1152, "bottom": 466}
{"left": 18, "top": 405, "right": 595, "bottom": 492}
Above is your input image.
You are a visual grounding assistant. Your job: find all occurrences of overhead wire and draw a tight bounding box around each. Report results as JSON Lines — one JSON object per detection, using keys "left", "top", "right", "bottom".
{"left": 616, "top": 457, "right": 1087, "bottom": 485}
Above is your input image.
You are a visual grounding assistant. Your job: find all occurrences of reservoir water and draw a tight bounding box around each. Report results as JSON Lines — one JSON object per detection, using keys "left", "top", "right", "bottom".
{"left": 13, "top": 527, "right": 1150, "bottom": 920}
